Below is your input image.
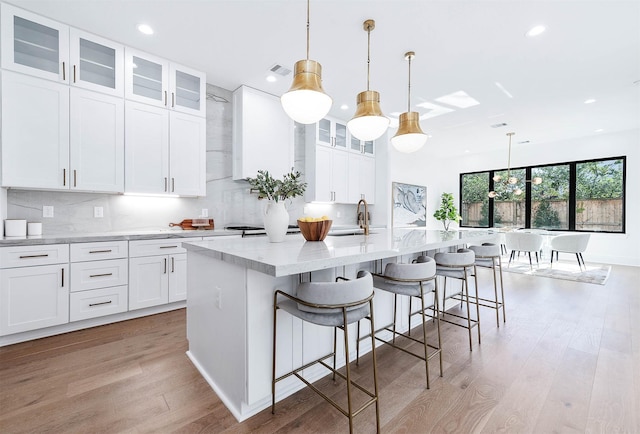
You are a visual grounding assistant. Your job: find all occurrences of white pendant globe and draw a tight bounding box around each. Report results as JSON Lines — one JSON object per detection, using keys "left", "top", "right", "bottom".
{"left": 281, "top": 89, "right": 332, "bottom": 124}
{"left": 347, "top": 115, "right": 389, "bottom": 141}
{"left": 391, "top": 133, "right": 427, "bottom": 153}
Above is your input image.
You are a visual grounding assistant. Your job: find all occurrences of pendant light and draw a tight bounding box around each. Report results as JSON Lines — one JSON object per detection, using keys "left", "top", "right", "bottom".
{"left": 347, "top": 19, "right": 389, "bottom": 141}
{"left": 391, "top": 51, "right": 428, "bottom": 153}
{"left": 488, "top": 132, "right": 542, "bottom": 198}
{"left": 281, "top": 0, "right": 332, "bottom": 124}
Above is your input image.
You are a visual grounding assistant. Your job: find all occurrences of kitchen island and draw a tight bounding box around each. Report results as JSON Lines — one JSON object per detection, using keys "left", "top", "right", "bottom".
{"left": 183, "top": 228, "right": 495, "bottom": 421}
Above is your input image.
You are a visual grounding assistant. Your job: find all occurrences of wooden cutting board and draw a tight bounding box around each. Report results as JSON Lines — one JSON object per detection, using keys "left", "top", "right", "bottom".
{"left": 169, "top": 219, "right": 214, "bottom": 230}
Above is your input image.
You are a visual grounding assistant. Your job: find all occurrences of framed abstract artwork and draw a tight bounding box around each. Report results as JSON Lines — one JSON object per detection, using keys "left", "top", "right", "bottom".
{"left": 392, "top": 182, "right": 427, "bottom": 227}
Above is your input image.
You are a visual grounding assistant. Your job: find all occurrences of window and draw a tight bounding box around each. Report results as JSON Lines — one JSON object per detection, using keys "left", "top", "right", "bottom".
{"left": 576, "top": 159, "right": 624, "bottom": 232}
{"left": 459, "top": 156, "right": 625, "bottom": 233}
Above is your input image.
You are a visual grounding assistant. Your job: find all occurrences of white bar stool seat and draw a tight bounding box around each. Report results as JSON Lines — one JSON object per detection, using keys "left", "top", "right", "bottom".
{"left": 468, "top": 243, "right": 506, "bottom": 327}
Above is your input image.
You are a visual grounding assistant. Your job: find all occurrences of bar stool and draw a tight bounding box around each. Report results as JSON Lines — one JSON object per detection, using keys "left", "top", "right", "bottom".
{"left": 435, "top": 249, "right": 480, "bottom": 351}
{"left": 272, "top": 271, "right": 380, "bottom": 433}
{"left": 360, "top": 255, "right": 442, "bottom": 388}
{"left": 468, "top": 243, "right": 506, "bottom": 327}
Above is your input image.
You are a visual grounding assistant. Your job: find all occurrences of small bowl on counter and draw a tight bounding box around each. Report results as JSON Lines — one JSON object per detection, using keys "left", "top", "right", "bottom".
{"left": 297, "top": 219, "right": 333, "bottom": 241}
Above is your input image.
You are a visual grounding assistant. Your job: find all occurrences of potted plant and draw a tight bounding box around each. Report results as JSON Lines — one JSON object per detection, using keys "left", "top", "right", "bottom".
{"left": 433, "top": 192, "right": 462, "bottom": 231}
{"left": 246, "top": 169, "right": 307, "bottom": 242}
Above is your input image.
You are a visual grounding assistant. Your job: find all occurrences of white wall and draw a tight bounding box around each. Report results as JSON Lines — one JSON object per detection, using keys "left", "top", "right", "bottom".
{"left": 390, "top": 128, "right": 640, "bottom": 266}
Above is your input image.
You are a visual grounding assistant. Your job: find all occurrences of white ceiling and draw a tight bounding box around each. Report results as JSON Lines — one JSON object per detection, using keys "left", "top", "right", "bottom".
{"left": 8, "top": 0, "right": 640, "bottom": 157}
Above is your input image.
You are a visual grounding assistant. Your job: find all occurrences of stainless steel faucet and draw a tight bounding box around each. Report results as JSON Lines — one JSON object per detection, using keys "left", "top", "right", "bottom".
{"left": 357, "top": 198, "right": 370, "bottom": 235}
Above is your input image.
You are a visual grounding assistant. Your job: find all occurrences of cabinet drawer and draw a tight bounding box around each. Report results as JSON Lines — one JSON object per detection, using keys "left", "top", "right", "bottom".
{"left": 70, "top": 258, "right": 128, "bottom": 292}
{"left": 0, "top": 244, "right": 69, "bottom": 268}
{"left": 70, "top": 285, "right": 128, "bottom": 322}
{"left": 128, "top": 237, "right": 200, "bottom": 258}
{"left": 70, "top": 241, "right": 128, "bottom": 262}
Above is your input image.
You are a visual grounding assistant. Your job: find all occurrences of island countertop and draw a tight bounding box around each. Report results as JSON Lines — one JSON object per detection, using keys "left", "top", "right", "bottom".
{"left": 183, "top": 228, "right": 496, "bottom": 277}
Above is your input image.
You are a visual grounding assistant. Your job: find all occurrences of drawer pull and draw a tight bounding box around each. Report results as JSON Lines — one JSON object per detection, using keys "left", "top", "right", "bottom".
{"left": 89, "top": 300, "right": 113, "bottom": 307}
{"left": 89, "top": 273, "right": 113, "bottom": 278}
{"left": 159, "top": 245, "right": 179, "bottom": 249}
{"left": 89, "top": 249, "right": 112, "bottom": 254}
{"left": 164, "top": 258, "right": 167, "bottom": 274}
{"left": 19, "top": 254, "right": 49, "bottom": 259}
{"left": 62, "top": 268, "right": 64, "bottom": 287}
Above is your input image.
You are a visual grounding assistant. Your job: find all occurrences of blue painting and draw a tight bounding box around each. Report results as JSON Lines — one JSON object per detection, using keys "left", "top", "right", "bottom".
{"left": 392, "top": 182, "right": 427, "bottom": 227}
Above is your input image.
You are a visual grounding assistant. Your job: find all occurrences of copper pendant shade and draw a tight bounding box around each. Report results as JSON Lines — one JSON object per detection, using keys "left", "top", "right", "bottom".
{"left": 391, "top": 51, "right": 428, "bottom": 153}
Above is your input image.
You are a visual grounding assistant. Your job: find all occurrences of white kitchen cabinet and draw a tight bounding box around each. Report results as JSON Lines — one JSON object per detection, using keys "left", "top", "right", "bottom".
{"left": 128, "top": 238, "right": 199, "bottom": 310}
{"left": 1, "top": 72, "right": 124, "bottom": 192}
{"left": 348, "top": 153, "right": 376, "bottom": 204}
{"left": 0, "top": 244, "right": 69, "bottom": 336}
{"left": 69, "top": 87, "right": 124, "bottom": 192}
{"left": 69, "top": 285, "right": 128, "bottom": 322}
{"left": 313, "top": 117, "right": 348, "bottom": 150}
{"left": 1, "top": 4, "right": 124, "bottom": 96}
{"left": 349, "top": 134, "right": 375, "bottom": 157}
{"left": 305, "top": 144, "right": 349, "bottom": 203}
{"left": 125, "top": 48, "right": 205, "bottom": 117}
{"left": 1, "top": 3, "right": 69, "bottom": 83}
{"left": 125, "top": 101, "right": 205, "bottom": 196}
{"left": 1, "top": 71, "right": 69, "bottom": 189}
{"left": 232, "top": 85, "right": 294, "bottom": 180}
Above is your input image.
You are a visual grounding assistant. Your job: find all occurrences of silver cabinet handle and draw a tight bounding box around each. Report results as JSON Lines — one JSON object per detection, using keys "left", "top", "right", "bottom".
{"left": 73, "top": 169, "right": 77, "bottom": 187}
{"left": 164, "top": 177, "right": 168, "bottom": 192}
{"left": 164, "top": 90, "right": 168, "bottom": 106}
{"left": 159, "top": 245, "right": 178, "bottom": 249}
{"left": 73, "top": 64, "right": 77, "bottom": 83}
{"left": 171, "top": 256, "right": 175, "bottom": 273}
{"left": 19, "top": 254, "right": 49, "bottom": 259}
{"left": 89, "top": 249, "right": 112, "bottom": 254}
{"left": 171, "top": 178, "right": 175, "bottom": 193}
{"left": 163, "top": 257, "right": 167, "bottom": 274}
{"left": 89, "top": 273, "right": 113, "bottom": 278}
{"left": 63, "top": 168, "right": 66, "bottom": 186}
{"left": 89, "top": 300, "right": 112, "bottom": 307}
{"left": 62, "top": 61, "right": 66, "bottom": 81}
{"left": 61, "top": 268, "right": 64, "bottom": 287}
{"left": 172, "top": 92, "right": 175, "bottom": 108}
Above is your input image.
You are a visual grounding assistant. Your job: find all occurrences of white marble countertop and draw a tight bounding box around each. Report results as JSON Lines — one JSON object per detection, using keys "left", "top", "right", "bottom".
{"left": 183, "top": 228, "right": 497, "bottom": 277}
{"left": 0, "top": 228, "right": 238, "bottom": 246}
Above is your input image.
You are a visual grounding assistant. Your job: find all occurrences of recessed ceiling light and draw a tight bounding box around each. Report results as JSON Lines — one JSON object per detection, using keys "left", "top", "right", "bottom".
{"left": 340, "top": 104, "right": 349, "bottom": 110}
{"left": 594, "top": 128, "right": 604, "bottom": 133}
{"left": 584, "top": 98, "right": 596, "bottom": 104}
{"left": 137, "top": 24, "right": 154, "bottom": 35}
{"left": 266, "top": 75, "right": 277, "bottom": 82}
{"left": 494, "top": 82, "right": 513, "bottom": 99}
{"left": 526, "top": 25, "right": 546, "bottom": 37}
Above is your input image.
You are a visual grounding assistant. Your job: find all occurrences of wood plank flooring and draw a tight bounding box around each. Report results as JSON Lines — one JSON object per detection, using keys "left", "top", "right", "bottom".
{"left": 1, "top": 264, "right": 638, "bottom": 433}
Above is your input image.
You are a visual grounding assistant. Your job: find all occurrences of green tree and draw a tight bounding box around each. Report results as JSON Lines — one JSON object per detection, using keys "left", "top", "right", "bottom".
{"left": 576, "top": 159, "right": 623, "bottom": 199}
{"left": 533, "top": 199, "right": 561, "bottom": 228}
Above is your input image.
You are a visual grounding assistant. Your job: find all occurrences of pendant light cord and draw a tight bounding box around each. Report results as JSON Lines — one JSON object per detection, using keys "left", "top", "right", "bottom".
{"left": 407, "top": 55, "right": 412, "bottom": 113}
{"left": 306, "top": 0, "right": 310, "bottom": 60}
{"left": 366, "top": 25, "right": 371, "bottom": 90}
{"left": 507, "top": 132, "right": 514, "bottom": 178}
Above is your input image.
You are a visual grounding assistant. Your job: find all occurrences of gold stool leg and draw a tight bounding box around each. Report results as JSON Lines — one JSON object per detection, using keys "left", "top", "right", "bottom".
{"left": 369, "top": 299, "right": 381, "bottom": 434}
{"left": 473, "top": 265, "right": 481, "bottom": 346}
{"left": 434, "top": 279, "right": 443, "bottom": 377}
{"left": 341, "top": 308, "right": 354, "bottom": 434}
{"left": 419, "top": 281, "right": 430, "bottom": 389}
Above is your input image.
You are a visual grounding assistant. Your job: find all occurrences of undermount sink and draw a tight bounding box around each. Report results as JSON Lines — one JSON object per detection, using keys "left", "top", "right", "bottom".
{"left": 327, "top": 230, "right": 377, "bottom": 237}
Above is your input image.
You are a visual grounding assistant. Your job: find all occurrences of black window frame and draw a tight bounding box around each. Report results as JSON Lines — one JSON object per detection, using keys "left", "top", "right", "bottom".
{"left": 459, "top": 155, "right": 626, "bottom": 234}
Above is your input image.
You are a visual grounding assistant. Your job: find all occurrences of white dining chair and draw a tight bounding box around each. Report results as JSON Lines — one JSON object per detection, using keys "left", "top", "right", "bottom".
{"left": 550, "top": 233, "right": 591, "bottom": 270}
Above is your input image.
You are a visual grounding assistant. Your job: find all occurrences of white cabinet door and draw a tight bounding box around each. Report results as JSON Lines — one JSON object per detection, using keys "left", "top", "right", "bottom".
{"left": 232, "top": 85, "right": 294, "bottom": 180}
{"left": 169, "top": 112, "right": 206, "bottom": 196}
{"left": 70, "top": 88, "right": 124, "bottom": 192}
{"left": 124, "top": 101, "right": 169, "bottom": 194}
{"left": 311, "top": 145, "right": 333, "bottom": 202}
{"left": 307, "top": 145, "right": 349, "bottom": 203}
{"left": 1, "top": 71, "right": 69, "bottom": 189}
{"left": 348, "top": 154, "right": 376, "bottom": 204}
{"left": 1, "top": 3, "right": 69, "bottom": 83}
{"left": 331, "top": 148, "right": 349, "bottom": 203}
{"left": 0, "top": 264, "right": 69, "bottom": 335}
{"left": 69, "top": 28, "right": 124, "bottom": 97}
{"left": 169, "top": 63, "right": 206, "bottom": 117}
{"left": 168, "top": 254, "right": 187, "bottom": 302}
{"left": 129, "top": 256, "right": 169, "bottom": 310}
{"left": 124, "top": 48, "right": 169, "bottom": 109}
{"left": 315, "top": 117, "right": 332, "bottom": 147}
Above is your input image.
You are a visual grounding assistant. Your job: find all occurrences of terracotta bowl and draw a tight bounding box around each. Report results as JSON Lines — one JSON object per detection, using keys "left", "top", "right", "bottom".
{"left": 297, "top": 219, "right": 333, "bottom": 241}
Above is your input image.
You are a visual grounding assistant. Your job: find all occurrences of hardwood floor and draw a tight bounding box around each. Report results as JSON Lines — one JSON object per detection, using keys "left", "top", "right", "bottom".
{"left": 1, "top": 264, "right": 638, "bottom": 433}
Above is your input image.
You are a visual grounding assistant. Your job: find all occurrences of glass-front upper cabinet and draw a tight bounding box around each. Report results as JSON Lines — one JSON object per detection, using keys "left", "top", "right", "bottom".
{"left": 169, "top": 63, "right": 206, "bottom": 117}
{"left": 349, "top": 135, "right": 375, "bottom": 156}
{"left": 334, "top": 121, "right": 347, "bottom": 149}
{"left": 125, "top": 48, "right": 205, "bottom": 116}
{"left": 314, "top": 117, "right": 348, "bottom": 149}
{"left": 316, "top": 118, "right": 332, "bottom": 146}
{"left": 1, "top": 3, "right": 69, "bottom": 82}
{"left": 69, "top": 29, "right": 124, "bottom": 96}
{"left": 362, "top": 140, "right": 374, "bottom": 156}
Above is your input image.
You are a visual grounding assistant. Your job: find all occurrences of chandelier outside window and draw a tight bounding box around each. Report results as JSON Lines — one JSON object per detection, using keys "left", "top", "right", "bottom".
{"left": 347, "top": 19, "right": 389, "bottom": 141}
{"left": 391, "top": 51, "right": 428, "bottom": 153}
{"left": 488, "top": 132, "right": 542, "bottom": 198}
{"left": 280, "top": 0, "right": 332, "bottom": 124}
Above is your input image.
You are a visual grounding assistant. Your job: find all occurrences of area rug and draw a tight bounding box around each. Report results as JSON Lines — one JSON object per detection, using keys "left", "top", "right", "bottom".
{"left": 501, "top": 258, "right": 611, "bottom": 285}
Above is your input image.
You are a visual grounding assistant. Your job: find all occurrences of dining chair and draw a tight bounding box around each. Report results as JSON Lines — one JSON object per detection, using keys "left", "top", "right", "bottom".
{"left": 550, "top": 233, "right": 591, "bottom": 270}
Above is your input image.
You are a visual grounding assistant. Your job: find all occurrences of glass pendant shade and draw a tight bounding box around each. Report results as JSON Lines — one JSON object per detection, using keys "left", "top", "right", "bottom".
{"left": 281, "top": 59, "right": 332, "bottom": 124}
{"left": 347, "top": 90, "right": 389, "bottom": 140}
{"left": 391, "top": 111, "right": 428, "bottom": 153}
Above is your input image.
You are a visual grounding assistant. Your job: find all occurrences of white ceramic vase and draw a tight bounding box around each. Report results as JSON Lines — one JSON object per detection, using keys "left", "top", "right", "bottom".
{"left": 263, "top": 200, "right": 289, "bottom": 243}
